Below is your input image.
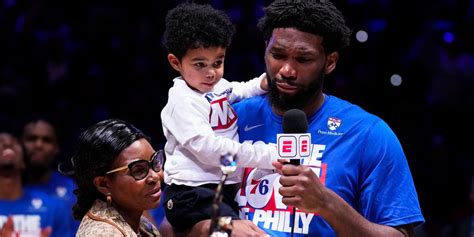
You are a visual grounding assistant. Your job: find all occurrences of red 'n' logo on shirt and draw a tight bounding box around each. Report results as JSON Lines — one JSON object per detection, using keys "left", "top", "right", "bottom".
{"left": 209, "top": 96, "right": 237, "bottom": 130}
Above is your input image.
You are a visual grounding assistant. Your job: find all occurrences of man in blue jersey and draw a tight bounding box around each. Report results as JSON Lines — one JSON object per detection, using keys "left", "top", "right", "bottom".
{"left": 21, "top": 118, "right": 79, "bottom": 234}
{"left": 0, "top": 132, "right": 72, "bottom": 237}
{"left": 232, "top": 0, "right": 425, "bottom": 236}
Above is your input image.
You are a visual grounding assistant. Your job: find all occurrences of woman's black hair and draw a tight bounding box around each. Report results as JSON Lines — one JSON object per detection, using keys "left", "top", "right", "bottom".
{"left": 71, "top": 119, "right": 149, "bottom": 220}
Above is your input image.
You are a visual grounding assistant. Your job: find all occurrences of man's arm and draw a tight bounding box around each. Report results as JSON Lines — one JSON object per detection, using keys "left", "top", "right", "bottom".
{"left": 274, "top": 161, "right": 416, "bottom": 237}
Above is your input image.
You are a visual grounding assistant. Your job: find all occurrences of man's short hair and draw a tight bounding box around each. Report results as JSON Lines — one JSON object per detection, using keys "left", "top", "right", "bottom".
{"left": 258, "top": 0, "right": 352, "bottom": 54}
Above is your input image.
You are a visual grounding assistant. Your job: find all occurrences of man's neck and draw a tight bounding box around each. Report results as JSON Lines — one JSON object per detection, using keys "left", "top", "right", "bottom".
{"left": 0, "top": 175, "right": 23, "bottom": 200}
{"left": 28, "top": 169, "right": 53, "bottom": 185}
{"left": 301, "top": 92, "right": 326, "bottom": 116}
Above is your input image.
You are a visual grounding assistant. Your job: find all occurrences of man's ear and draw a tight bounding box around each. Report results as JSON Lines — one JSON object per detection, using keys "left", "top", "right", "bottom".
{"left": 324, "top": 52, "right": 339, "bottom": 74}
{"left": 167, "top": 53, "right": 181, "bottom": 72}
{"left": 93, "top": 176, "right": 110, "bottom": 196}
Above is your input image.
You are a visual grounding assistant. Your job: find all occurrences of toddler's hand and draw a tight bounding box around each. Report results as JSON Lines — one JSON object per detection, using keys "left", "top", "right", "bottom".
{"left": 260, "top": 73, "right": 268, "bottom": 91}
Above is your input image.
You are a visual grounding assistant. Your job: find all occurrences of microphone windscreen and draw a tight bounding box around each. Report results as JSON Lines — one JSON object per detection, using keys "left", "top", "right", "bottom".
{"left": 282, "top": 109, "right": 308, "bottom": 133}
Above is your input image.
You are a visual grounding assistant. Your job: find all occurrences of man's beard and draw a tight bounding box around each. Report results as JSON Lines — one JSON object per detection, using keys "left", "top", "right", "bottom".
{"left": 26, "top": 158, "right": 51, "bottom": 178}
{"left": 0, "top": 163, "right": 18, "bottom": 177}
{"left": 267, "top": 71, "right": 324, "bottom": 111}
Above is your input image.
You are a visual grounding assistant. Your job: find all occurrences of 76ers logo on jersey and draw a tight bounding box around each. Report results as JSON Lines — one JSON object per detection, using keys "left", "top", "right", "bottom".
{"left": 208, "top": 94, "right": 237, "bottom": 130}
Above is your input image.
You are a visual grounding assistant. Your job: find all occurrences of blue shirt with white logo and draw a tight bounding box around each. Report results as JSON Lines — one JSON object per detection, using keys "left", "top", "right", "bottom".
{"left": 24, "top": 171, "right": 79, "bottom": 235}
{"left": 233, "top": 94, "right": 424, "bottom": 236}
{"left": 0, "top": 188, "right": 73, "bottom": 237}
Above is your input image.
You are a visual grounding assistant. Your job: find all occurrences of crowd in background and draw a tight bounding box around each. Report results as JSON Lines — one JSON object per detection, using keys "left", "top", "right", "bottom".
{"left": 0, "top": 0, "right": 473, "bottom": 236}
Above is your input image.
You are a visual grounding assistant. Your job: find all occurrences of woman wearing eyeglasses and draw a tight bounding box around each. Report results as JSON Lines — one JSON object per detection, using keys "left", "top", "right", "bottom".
{"left": 71, "top": 119, "right": 163, "bottom": 237}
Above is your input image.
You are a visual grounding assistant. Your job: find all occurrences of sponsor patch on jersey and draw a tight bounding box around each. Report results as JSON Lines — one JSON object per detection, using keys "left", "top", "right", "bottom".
{"left": 327, "top": 117, "right": 341, "bottom": 131}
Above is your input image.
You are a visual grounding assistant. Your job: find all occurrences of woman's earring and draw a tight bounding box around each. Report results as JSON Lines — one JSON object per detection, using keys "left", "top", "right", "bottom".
{"left": 106, "top": 193, "right": 112, "bottom": 207}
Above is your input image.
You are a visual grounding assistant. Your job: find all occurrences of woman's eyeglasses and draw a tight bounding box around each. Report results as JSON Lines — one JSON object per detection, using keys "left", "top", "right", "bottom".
{"left": 106, "top": 150, "right": 164, "bottom": 180}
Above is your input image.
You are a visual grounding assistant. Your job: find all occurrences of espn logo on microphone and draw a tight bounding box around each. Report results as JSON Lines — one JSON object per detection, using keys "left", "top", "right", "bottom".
{"left": 277, "top": 133, "right": 311, "bottom": 158}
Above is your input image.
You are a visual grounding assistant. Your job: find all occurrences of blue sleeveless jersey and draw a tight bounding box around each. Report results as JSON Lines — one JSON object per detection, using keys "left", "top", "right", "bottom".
{"left": 233, "top": 94, "right": 424, "bottom": 236}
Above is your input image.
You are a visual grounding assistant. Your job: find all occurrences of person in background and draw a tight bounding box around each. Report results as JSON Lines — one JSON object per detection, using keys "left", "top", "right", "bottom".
{"left": 21, "top": 118, "right": 79, "bottom": 233}
{"left": 0, "top": 132, "right": 72, "bottom": 237}
{"left": 72, "top": 119, "right": 162, "bottom": 236}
